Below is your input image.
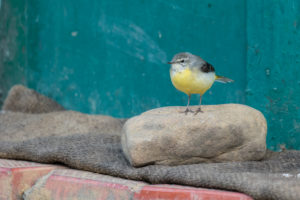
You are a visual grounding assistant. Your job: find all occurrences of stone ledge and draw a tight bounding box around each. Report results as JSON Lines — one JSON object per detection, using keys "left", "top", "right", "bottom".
{"left": 0, "top": 159, "right": 62, "bottom": 200}
{"left": 0, "top": 159, "right": 253, "bottom": 200}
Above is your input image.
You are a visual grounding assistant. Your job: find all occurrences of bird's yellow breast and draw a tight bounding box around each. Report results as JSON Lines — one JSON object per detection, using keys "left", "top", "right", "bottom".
{"left": 170, "top": 68, "right": 215, "bottom": 95}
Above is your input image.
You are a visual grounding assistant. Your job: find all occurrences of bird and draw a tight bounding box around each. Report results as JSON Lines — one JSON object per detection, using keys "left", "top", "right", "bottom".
{"left": 168, "top": 52, "right": 233, "bottom": 115}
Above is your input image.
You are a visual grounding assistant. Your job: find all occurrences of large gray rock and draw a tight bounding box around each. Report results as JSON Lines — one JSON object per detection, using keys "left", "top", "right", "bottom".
{"left": 2, "top": 85, "right": 65, "bottom": 113}
{"left": 122, "top": 104, "right": 267, "bottom": 167}
{"left": 0, "top": 110, "right": 123, "bottom": 141}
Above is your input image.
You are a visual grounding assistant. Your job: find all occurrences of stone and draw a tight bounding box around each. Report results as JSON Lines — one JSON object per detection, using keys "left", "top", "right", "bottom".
{"left": 2, "top": 85, "right": 65, "bottom": 113}
{"left": 0, "top": 110, "right": 123, "bottom": 141}
{"left": 121, "top": 104, "right": 267, "bottom": 167}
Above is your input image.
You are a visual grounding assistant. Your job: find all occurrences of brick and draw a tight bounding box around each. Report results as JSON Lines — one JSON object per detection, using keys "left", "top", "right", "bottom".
{"left": 24, "top": 168, "right": 253, "bottom": 200}
{"left": 0, "top": 159, "right": 61, "bottom": 200}
{"left": 0, "top": 168, "right": 11, "bottom": 199}
{"left": 24, "top": 169, "right": 146, "bottom": 200}
{"left": 0, "top": 159, "right": 253, "bottom": 200}
{"left": 134, "top": 185, "right": 253, "bottom": 200}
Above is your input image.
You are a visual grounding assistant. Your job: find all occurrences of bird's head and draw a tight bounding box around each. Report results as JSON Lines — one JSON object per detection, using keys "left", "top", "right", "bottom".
{"left": 168, "top": 52, "right": 193, "bottom": 67}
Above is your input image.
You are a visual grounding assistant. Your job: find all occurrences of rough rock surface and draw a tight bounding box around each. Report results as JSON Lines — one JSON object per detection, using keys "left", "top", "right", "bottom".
{"left": 0, "top": 110, "right": 123, "bottom": 141}
{"left": 122, "top": 104, "right": 267, "bottom": 167}
{"left": 2, "top": 85, "right": 65, "bottom": 113}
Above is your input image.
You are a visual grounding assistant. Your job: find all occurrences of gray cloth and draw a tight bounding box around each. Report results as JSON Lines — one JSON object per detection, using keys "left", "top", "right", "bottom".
{"left": 0, "top": 131, "right": 300, "bottom": 200}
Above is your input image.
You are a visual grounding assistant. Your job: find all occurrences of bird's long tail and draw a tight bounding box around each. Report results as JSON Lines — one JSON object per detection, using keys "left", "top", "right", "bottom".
{"left": 215, "top": 75, "right": 234, "bottom": 83}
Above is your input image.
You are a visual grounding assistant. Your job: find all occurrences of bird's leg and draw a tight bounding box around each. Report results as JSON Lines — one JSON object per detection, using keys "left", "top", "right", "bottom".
{"left": 180, "top": 94, "right": 194, "bottom": 115}
{"left": 194, "top": 95, "right": 204, "bottom": 115}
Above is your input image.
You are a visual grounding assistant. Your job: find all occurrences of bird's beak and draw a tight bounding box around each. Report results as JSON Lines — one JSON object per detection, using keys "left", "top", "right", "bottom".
{"left": 168, "top": 61, "right": 174, "bottom": 64}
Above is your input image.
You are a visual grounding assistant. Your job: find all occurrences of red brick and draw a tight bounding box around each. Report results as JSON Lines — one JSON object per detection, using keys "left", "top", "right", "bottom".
{"left": 25, "top": 168, "right": 253, "bottom": 200}
{"left": 0, "top": 168, "right": 11, "bottom": 199}
{"left": 0, "top": 159, "right": 254, "bottom": 200}
{"left": 134, "top": 185, "right": 253, "bottom": 200}
{"left": 0, "top": 159, "right": 60, "bottom": 200}
{"left": 24, "top": 169, "right": 146, "bottom": 199}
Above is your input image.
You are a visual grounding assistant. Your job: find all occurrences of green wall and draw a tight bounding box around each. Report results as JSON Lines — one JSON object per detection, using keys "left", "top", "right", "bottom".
{"left": 246, "top": 0, "right": 300, "bottom": 150}
{"left": 0, "top": 0, "right": 299, "bottom": 150}
{"left": 0, "top": 0, "right": 26, "bottom": 105}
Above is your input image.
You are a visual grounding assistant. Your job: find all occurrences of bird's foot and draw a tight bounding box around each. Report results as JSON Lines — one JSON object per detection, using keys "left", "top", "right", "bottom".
{"left": 194, "top": 107, "right": 203, "bottom": 115}
{"left": 179, "top": 108, "right": 194, "bottom": 115}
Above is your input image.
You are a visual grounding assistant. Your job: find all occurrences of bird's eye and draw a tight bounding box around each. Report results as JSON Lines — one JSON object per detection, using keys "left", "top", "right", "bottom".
{"left": 181, "top": 59, "right": 185, "bottom": 63}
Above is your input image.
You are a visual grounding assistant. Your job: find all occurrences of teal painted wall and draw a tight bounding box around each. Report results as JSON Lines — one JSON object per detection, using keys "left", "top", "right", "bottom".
{"left": 0, "top": 0, "right": 299, "bottom": 150}
{"left": 246, "top": 0, "right": 300, "bottom": 150}
{"left": 1, "top": 0, "right": 246, "bottom": 116}
{"left": 0, "top": 0, "right": 26, "bottom": 105}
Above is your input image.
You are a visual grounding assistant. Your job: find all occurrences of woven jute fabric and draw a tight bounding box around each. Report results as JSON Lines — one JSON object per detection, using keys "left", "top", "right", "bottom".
{"left": 0, "top": 130, "right": 299, "bottom": 200}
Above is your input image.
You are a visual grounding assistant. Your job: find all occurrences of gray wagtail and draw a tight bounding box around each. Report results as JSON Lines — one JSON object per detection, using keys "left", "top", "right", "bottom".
{"left": 168, "top": 52, "right": 233, "bottom": 115}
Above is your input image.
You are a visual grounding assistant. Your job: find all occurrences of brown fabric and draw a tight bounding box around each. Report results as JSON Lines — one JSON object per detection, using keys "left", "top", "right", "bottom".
{"left": 0, "top": 129, "right": 299, "bottom": 200}
{"left": 2, "top": 85, "right": 65, "bottom": 113}
{"left": 0, "top": 111, "right": 123, "bottom": 141}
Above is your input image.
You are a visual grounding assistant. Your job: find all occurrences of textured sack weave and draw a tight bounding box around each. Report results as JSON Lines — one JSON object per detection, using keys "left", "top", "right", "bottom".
{"left": 0, "top": 130, "right": 300, "bottom": 200}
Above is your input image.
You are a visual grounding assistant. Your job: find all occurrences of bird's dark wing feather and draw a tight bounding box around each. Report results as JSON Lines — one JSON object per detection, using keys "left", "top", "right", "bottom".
{"left": 200, "top": 62, "right": 215, "bottom": 73}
